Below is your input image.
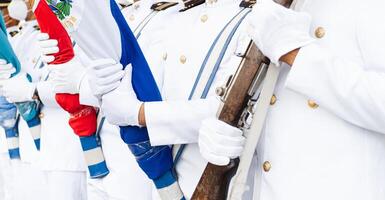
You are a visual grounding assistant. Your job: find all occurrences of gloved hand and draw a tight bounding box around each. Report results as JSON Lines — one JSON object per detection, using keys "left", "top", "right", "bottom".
{"left": 247, "top": 0, "right": 314, "bottom": 65}
{"left": 101, "top": 68, "right": 142, "bottom": 127}
{"left": 37, "top": 32, "right": 59, "bottom": 63}
{"left": 0, "top": 59, "right": 16, "bottom": 80}
{"left": 87, "top": 58, "right": 125, "bottom": 98}
{"left": 50, "top": 57, "right": 86, "bottom": 94}
{"left": 0, "top": 74, "right": 36, "bottom": 103}
{"left": 198, "top": 118, "right": 245, "bottom": 166}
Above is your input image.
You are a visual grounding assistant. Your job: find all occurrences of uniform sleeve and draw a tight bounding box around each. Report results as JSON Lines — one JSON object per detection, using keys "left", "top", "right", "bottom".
{"left": 145, "top": 35, "right": 250, "bottom": 146}
{"left": 145, "top": 97, "right": 220, "bottom": 146}
{"left": 285, "top": 43, "right": 385, "bottom": 135}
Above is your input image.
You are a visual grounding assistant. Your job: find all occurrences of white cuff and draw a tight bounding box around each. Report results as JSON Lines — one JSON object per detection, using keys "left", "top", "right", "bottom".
{"left": 145, "top": 101, "right": 178, "bottom": 146}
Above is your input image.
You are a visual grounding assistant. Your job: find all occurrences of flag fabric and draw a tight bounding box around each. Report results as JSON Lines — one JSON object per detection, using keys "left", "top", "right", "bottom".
{"left": 33, "top": 0, "right": 109, "bottom": 178}
{"left": 0, "top": 96, "right": 20, "bottom": 159}
{"left": 48, "top": 0, "right": 184, "bottom": 198}
{"left": 0, "top": 13, "right": 20, "bottom": 159}
{"left": 0, "top": 12, "right": 41, "bottom": 151}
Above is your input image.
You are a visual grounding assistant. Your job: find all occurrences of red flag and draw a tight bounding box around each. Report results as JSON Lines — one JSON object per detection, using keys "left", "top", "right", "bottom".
{"left": 34, "top": 0, "right": 96, "bottom": 136}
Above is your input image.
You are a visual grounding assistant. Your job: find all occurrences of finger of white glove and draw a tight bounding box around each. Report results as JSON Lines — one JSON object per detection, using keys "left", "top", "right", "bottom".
{"left": 200, "top": 131, "right": 244, "bottom": 158}
{"left": 98, "top": 70, "right": 125, "bottom": 86}
{"left": 1, "top": 63, "right": 15, "bottom": 71}
{"left": 41, "top": 46, "right": 59, "bottom": 55}
{"left": 199, "top": 138, "right": 230, "bottom": 166}
{"left": 39, "top": 39, "right": 58, "bottom": 48}
{"left": 0, "top": 74, "right": 10, "bottom": 80}
{"left": 0, "top": 64, "right": 16, "bottom": 77}
{"left": 200, "top": 125, "right": 245, "bottom": 147}
{"left": 37, "top": 32, "right": 49, "bottom": 41}
{"left": 203, "top": 118, "right": 244, "bottom": 137}
{"left": 42, "top": 55, "right": 55, "bottom": 63}
{"left": 0, "top": 59, "right": 7, "bottom": 65}
{"left": 95, "top": 81, "right": 120, "bottom": 97}
{"left": 94, "top": 64, "right": 123, "bottom": 78}
{"left": 88, "top": 58, "right": 117, "bottom": 70}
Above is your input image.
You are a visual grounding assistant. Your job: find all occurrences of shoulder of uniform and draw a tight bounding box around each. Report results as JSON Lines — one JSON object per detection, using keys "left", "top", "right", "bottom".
{"left": 151, "top": 1, "right": 179, "bottom": 11}
{"left": 239, "top": 0, "right": 256, "bottom": 8}
{"left": 179, "top": 0, "right": 205, "bottom": 12}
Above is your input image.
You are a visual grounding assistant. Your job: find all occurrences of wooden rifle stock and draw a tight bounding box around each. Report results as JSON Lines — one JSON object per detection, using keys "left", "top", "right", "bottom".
{"left": 191, "top": 1, "right": 293, "bottom": 199}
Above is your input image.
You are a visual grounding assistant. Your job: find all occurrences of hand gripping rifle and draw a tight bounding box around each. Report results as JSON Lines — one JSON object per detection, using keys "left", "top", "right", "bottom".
{"left": 191, "top": 1, "right": 294, "bottom": 199}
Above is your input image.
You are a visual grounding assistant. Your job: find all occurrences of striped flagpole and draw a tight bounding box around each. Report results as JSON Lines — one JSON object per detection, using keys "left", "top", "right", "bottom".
{"left": 4, "top": 115, "right": 20, "bottom": 159}
{"left": 15, "top": 100, "right": 41, "bottom": 150}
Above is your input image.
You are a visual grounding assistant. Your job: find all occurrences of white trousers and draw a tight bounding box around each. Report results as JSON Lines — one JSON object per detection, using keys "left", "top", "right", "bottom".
{"left": 0, "top": 153, "right": 13, "bottom": 200}
{"left": 87, "top": 176, "right": 152, "bottom": 200}
{"left": 13, "top": 161, "right": 46, "bottom": 200}
{"left": 43, "top": 171, "right": 87, "bottom": 200}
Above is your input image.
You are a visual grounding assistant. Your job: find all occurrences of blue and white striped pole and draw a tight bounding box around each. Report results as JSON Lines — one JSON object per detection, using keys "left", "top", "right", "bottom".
{"left": 0, "top": 96, "right": 20, "bottom": 160}
{"left": 79, "top": 117, "right": 109, "bottom": 178}
{"left": 15, "top": 100, "right": 41, "bottom": 150}
{"left": 79, "top": 134, "right": 109, "bottom": 178}
{"left": 4, "top": 121, "right": 20, "bottom": 159}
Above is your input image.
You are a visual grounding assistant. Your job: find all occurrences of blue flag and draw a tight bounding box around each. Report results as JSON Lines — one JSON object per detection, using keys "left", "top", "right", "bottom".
{"left": 46, "top": 1, "right": 184, "bottom": 198}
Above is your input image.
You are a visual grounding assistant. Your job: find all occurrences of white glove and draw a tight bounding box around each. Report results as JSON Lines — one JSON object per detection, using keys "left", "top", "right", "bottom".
{"left": 37, "top": 32, "right": 59, "bottom": 63}
{"left": 0, "top": 59, "right": 16, "bottom": 80}
{"left": 101, "top": 68, "right": 142, "bottom": 126}
{"left": 50, "top": 57, "right": 86, "bottom": 94}
{"left": 0, "top": 74, "right": 36, "bottom": 103}
{"left": 247, "top": 0, "right": 314, "bottom": 65}
{"left": 87, "top": 58, "right": 125, "bottom": 98}
{"left": 199, "top": 118, "right": 245, "bottom": 166}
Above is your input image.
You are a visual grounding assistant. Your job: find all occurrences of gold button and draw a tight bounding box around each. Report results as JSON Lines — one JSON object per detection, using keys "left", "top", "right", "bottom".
{"left": 162, "top": 53, "right": 168, "bottom": 61}
{"left": 38, "top": 113, "right": 44, "bottom": 119}
{"left": 200, "top": 15, "right": 208, "bottom": 23}
{"left": 129, "top": 15, "right": 135, "bottom": 21}
{"left": 270, "top": 94, "right": 277, "bottom": 105}
{"left": 180, "top": 55, "right": 187, "bottom": 64}
{"left": 315, "top": 27, "right": 325, "bottom": 38}
{"left": 308, "top": 100, "right": 319, "bottom": 109}
{"left": 263, "top": 161, "right": 271, "bottom": 172}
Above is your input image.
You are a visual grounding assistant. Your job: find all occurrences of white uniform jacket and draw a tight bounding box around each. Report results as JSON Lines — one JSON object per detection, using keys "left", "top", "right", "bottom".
{"left": 253, "top": 0, "right": 385, "bottom": 200}
{"left": 36, "top": 66, "right": 86, "bottom": 172}
{"left": 141, "top": 0, "right": 253, "bottom": 198}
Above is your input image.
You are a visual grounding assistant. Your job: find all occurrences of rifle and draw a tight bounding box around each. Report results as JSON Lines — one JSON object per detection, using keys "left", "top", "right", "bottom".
{"left": 191, "top": 0, "right": 294, "bottom": 199}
